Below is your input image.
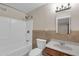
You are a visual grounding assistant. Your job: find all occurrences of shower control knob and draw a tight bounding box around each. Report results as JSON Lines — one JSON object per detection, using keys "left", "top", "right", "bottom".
{"left": 27, "top": 30, "right": 30, "bottom": 33}
{"left": 26, "top": 40, "right": 29, "bottom": 42}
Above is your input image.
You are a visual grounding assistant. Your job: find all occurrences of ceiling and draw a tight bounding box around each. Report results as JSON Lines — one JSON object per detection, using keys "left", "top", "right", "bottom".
{"left": 5, "top": 3, "right": 46, "bottom": 13}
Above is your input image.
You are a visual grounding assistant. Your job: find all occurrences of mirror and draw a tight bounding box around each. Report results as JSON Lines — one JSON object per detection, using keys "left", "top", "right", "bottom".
{"left": 56, "top": 16, "right": 70, "bottom": 34}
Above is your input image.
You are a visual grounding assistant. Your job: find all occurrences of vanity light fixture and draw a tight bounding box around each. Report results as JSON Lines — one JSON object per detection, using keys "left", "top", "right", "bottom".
{"left": 56, "top": 3, "right": 71, "bottom": 12}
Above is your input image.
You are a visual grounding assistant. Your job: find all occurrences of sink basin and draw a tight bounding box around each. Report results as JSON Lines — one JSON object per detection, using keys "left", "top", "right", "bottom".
{"left": 54, "top": 42, "right": 72, "bottom": 50}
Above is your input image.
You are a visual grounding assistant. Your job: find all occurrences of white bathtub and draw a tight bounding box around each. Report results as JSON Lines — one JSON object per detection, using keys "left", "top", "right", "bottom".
{"left": 0, "top": 44, "right": 32, "bottom": 56}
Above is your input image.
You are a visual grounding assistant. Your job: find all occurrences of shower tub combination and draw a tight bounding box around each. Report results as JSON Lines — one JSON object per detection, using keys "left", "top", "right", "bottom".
{"left": 0, "top": 16, "right": 33, "bottom": 56}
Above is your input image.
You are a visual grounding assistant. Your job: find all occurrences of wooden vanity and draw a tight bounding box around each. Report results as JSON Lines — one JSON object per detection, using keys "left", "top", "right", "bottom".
{"left": 42, "top": 47, "right": 72, "bottom": 56}
{"left": 42, "top": 39, "right": 79, "bottom": 56}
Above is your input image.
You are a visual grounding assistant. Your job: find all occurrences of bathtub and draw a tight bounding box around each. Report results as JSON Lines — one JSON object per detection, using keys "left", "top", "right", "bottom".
{"left": 0, "top": 44, "right": 32, "bottom": 56}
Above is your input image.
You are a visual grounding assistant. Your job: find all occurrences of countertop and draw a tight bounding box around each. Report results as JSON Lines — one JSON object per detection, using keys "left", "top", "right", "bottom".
{"left": 46, "top": 39, "right": 79, "bottom": 56}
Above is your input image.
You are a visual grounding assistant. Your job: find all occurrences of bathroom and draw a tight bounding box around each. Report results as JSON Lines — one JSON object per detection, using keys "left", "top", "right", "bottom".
{"left": 0, "top": 2, "right": 79, "bottom": 57}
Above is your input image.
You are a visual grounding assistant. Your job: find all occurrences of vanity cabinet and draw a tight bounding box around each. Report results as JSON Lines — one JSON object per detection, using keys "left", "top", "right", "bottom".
{"left": 42, "top": 47, "right": 72, "bottom": 56}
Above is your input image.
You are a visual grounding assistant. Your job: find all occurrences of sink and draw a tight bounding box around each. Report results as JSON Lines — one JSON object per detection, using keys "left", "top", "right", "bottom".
{"left": 54, "top": 42, "right": 72, "bottom": 50}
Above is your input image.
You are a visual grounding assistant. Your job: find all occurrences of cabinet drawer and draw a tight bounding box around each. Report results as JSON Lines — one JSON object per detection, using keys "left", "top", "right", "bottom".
{"left": 42, "top": 47, "right": 72, "bottom": 56}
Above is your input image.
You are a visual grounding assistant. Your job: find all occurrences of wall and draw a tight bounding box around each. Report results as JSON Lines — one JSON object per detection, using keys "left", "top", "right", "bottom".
{"left": 0, "top": 4, "right": 26, "bottom": 20}
{"left": 28, "top": 3, "right": 79, "bottom": 31}
{"left": 28, "top": 3, "right": 79, "bottom": 48}
{"left": 28, "top": 4, "right": 56, "bottom": 31}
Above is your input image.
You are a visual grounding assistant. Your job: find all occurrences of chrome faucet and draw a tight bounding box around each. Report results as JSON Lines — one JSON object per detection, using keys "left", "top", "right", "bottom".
{"left": 59, "top": 34, "right": 70, "bottom": 46}
{"left": 59, "top": 41, "right": 65, "bottom": 46}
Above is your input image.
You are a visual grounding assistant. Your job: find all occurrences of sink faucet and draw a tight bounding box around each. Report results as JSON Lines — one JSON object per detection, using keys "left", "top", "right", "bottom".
{"left": 66, "top": 34, "right": 70, "bottom": 41}
{"left": 59, "top": 34, "right": 70, "bottom": 46}
{"left": 59, "top": 41, "right": 65, "bottom": 46}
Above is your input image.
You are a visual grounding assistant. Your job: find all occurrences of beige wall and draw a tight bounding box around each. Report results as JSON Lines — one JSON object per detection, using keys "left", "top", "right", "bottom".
{"left": 28, "top": 3, "right": 79, "bottom": 48}
{"left": 28, "top": 3, "right": 79, "bottom": 31}
{"left": 71, "top": 4, "right": 79, "bottom": 31}
{"left": 28, "top": 4, "right": 56, "bottom": 31}
{"left": 0, "top": 4, "right": 26, "bottom": 20}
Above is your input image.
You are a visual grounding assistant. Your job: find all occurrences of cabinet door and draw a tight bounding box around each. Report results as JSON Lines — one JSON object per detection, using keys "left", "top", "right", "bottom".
{"left": 43, "top": 47, "right": 72, "bottom": 56}
{"left": 25, "top": 20, "right": 33, "bottom": 45}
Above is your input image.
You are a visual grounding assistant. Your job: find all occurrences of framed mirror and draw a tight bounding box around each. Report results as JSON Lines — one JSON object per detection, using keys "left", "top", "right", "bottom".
{"left": 56, "top": 16, "right": 71, "bottom": 34}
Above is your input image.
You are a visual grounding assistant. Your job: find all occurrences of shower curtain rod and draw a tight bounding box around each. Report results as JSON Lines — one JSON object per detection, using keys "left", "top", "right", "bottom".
{"left": 0, "top": 3, "right": 27, "bottom": 14}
